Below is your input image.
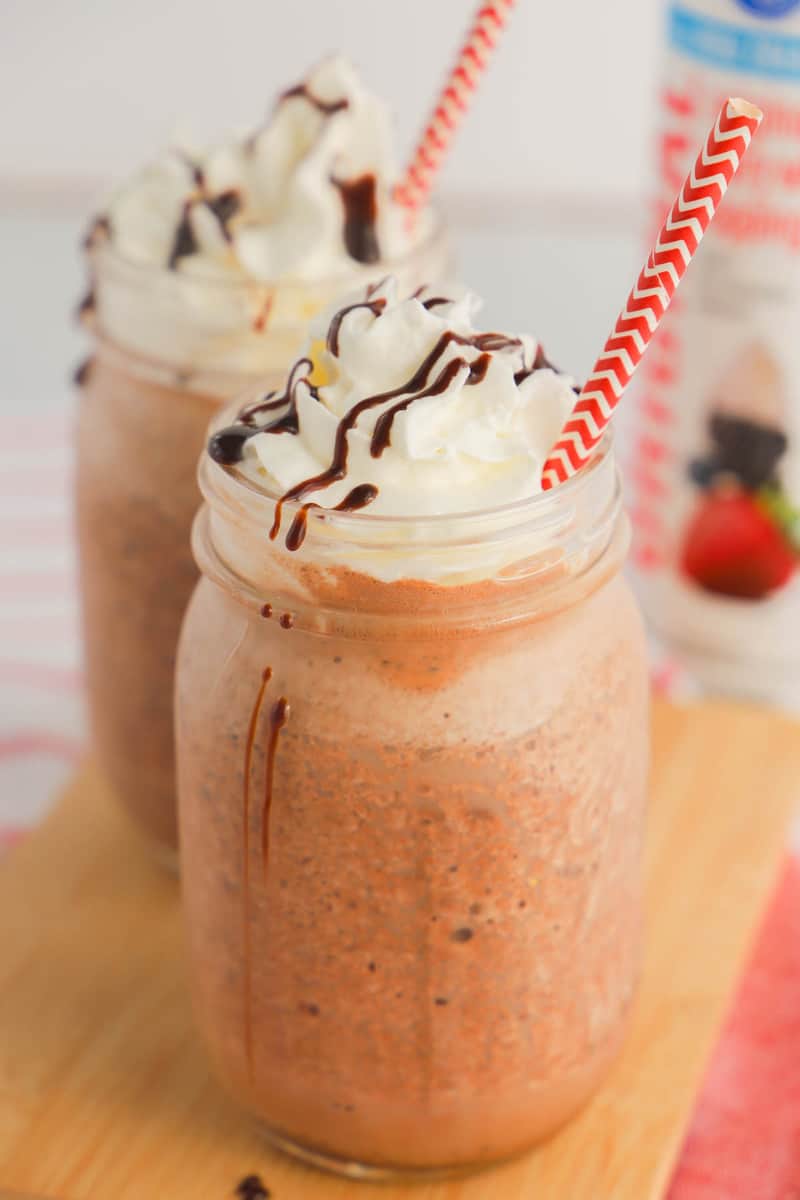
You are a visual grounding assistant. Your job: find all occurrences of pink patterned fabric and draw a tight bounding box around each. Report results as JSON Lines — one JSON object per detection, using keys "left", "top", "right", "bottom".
{"left": 667, "top": 854, "right": 800, "bottom": 1200}
{"left": 0, "top": 413, "right": 85, "bottom": 840}
{"left": 2, "top": 418, "right": 798, "bottom": 1197}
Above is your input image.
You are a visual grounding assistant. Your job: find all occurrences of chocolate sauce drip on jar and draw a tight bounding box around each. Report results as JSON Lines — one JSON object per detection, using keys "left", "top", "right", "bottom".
{"left": 370, "top": 353, "right": 491, "bottom": 457}
{"left": 73, "top": 357, "right": 95, "bottom": 388}
{"left": 327, "top": 299, "right": 386, "bottom": 356}
{"left": 263, "top": 698, "right": 290, "bottom": 873}
{"left": 284, "top": 483, "right": 379, "bottom": 552}
{"left": 168, "top": 202, "right": 198, "bottom": 269}
{"left": 280, "top": 83, "right": 350, "bottom": 116}
{"left": 242, "top": 666, "right": 272, "bottom": 1080}
{"left": 333, "top": 174, "right": 380, "bottom": 264}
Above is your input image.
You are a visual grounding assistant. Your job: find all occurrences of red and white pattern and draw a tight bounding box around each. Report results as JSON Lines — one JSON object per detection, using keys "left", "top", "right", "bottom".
{"left": 541, "top": 97, "right": 763, "bottom": 491}
{"left": 394, "top": 0, "right": 516, "bottom": 212}
{"left": 0, "top": 413, "right": 85, "bottom": 846}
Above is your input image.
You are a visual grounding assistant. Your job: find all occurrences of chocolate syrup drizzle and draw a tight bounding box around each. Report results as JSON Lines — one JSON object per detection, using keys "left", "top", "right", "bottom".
{"left": 263, "top": 697, "right": 290, "bottom": 876}
{"left": 268, "top": 328, "right": 523, "bottom": 542}
{"left": 411, "top": 286, "right": 451, "bottom": 312}
{"left": 175, "top": 149, "right": 206, "bottom": 190}
{"left": 206, "top": 292, "right": 564, "bottom": 554}
{"left": 245, "top": 83, "right": 349, "bottom": 155}
{"left": 75, "top": 286, "right": 95, "bottom": 321}
{"left": 82, "top": 214, "right": 111, "bottom": 251}
{"left": 205, "top": 189, "right": 242, "bottom": 242}
{"left": 72, "top": 357, "right": 95, "bottom": 388}
{"left": 207, "top": 359, "right": 314, "bottom": 465}
{"left": 285, "top": 483, "right": 380, "bottom": 552}
{"left": 370, "top": 352, "right": 491, "bottom": 458}
{"left": 168, "top": 202, "right": 198, "bottom": 269}
{"left": 242, "top": 666, "right": 272, "bottom": 1080}
{"left": 333, "top": 174, "right": 380, "bottom": 264}
{"left": 280, "top": 83, "right": 350, "bottom": 116}
{"left": 327, "top": 299, "right": 387, "bottom": 357}
{"left": 168, "top": 188, "right": 242, "bottom": 269}
{"left": 241, "top": 357, "right": 315, "bottom": 434}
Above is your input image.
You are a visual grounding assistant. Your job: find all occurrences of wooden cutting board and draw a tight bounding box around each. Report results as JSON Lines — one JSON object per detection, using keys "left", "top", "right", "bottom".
{"left": 0, "top": 699, "right": 797, "bottom": 1200}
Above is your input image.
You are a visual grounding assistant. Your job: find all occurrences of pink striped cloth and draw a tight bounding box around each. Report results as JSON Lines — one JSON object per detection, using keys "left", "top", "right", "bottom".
{"left": 0, "top": 412, "right": 85, "bottom": 843}
{"left": 2, "top": 417, "right": 800, "bottom": 1196}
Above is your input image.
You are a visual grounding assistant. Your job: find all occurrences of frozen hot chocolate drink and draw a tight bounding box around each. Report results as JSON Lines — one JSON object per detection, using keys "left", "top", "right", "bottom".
{"left": 176, "top": 280, "right": 650, "bottom": 1174}
{"left": 75, "top": 58, "right": 449, "bottom": 854}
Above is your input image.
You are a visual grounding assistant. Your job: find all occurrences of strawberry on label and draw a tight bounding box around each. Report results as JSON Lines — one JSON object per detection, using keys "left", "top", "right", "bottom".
{"left": 681, "top": 488, "right": 798, "bottom": 601}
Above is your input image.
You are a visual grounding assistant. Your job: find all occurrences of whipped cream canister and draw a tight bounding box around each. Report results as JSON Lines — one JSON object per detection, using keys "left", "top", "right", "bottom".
{"left": 630, "top": 0, "right": 800, "bottom": 708}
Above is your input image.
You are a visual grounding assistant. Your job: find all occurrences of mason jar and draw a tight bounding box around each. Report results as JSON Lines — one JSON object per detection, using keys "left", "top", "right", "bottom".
{"left": 75, "top": 227, "right": 450, "bottom": 855}
{"left": 175, "top": 423, "right": 650, "bottom": 1176}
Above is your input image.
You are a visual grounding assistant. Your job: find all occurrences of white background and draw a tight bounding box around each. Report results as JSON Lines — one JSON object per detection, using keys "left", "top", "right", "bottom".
{"left": 2, "top": 0, "right": 661, "bottom": 209}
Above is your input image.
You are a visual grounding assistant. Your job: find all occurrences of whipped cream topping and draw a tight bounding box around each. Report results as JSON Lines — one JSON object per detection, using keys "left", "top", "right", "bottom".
{"left": 94, "top": 56, "right": 432, "bottom": 285}
{"left": 83, "top": 57, "right": 447, "bottom": 377}
{"left": 211, "top": 279, "right": 580, "bottom": 549}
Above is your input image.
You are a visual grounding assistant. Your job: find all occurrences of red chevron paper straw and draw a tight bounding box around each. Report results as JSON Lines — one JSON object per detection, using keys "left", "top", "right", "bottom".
{"left": 394, "top": 0, "right": 516, "bottom": 212}
{"left": 541, "top": 97, "right": 763, "bottom": 491}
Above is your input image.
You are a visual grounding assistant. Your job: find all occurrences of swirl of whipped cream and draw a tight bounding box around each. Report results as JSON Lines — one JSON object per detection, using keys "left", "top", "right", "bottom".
{"left": 84, "top": 58, "right": 447, "bottom": 376}
{"left": 95, "top": 56, "right": 432, "bottom": 284}
{"left": 213, "top": 278, "right": 580, "bottom": 546}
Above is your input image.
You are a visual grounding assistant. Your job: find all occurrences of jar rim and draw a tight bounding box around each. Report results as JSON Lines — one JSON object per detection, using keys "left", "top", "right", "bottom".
{"left": 206, "top": 426, "right": 616, "bottom": 538}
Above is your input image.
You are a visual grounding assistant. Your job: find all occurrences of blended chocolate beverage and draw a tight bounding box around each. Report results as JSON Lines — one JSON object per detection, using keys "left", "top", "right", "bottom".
{"left": 176, "top": 280, "right": 650, "bottom": 1174}
{"left": 75, "top": 58, "right": 449, "bottom": 853}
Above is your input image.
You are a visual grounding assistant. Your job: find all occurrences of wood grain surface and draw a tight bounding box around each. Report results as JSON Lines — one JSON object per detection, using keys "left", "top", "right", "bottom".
{"left": 0, "top": 700, "right": 797, "bottom": 1200}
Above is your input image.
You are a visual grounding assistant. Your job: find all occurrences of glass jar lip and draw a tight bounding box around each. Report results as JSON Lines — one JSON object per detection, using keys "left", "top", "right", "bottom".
{"left": 89, "top": 213, "right": 448, "bottom": 296}
{"left": 207, "top": 428, "right": 616, "bottom": 537}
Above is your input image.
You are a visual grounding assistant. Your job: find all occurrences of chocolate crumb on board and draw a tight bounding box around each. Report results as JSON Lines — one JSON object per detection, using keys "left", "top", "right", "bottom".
{"left": 235, "top": 1175, "right": 271, "bottom": 1199}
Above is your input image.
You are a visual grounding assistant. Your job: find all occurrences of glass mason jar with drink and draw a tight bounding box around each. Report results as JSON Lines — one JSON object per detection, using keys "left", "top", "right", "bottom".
{"left": 174, "top": 93, "right": 761, "bottom": 1170}
{"left": 175, "top": 280, "right": 650, "bottom": 1173}
{"left": 74, "top": 58, "right": 450, "bottom": 855}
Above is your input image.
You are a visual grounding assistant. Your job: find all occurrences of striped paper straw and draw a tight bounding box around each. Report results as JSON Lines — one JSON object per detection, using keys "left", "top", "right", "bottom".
{"left": 541, "top": 97, "right": 763, "bottom": 491}
{"left": 394, "top": 0, "right": 516, "bottom": 212}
